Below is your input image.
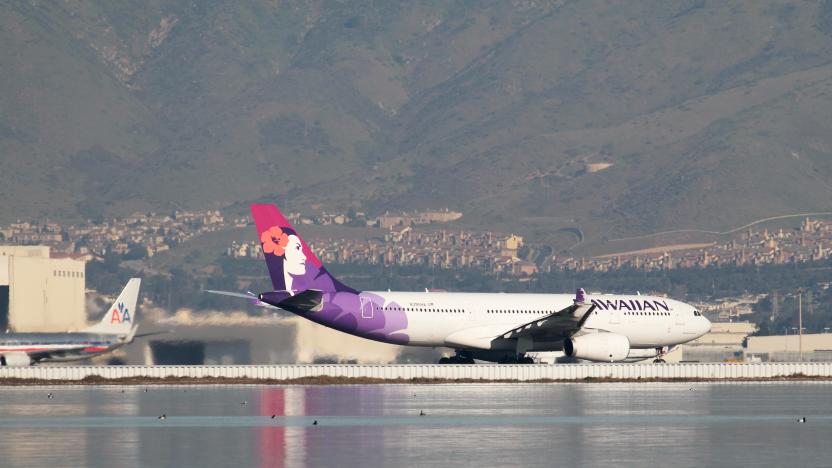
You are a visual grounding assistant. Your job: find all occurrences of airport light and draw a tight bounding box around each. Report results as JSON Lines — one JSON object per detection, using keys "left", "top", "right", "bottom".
{"left": 790, "top": 327, "right": 798, "bottom": 358}
{"left": 798, "top": 288, "right": 804, "bottom": 362}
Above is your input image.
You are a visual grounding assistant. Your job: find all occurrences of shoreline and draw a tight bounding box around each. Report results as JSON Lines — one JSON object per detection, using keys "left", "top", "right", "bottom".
{"left": 0, "top": 374, "right": 829, "bottom": 386}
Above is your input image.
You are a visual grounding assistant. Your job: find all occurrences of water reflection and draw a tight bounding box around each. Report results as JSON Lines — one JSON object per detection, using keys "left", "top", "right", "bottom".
{"left": 0, "top": 383, "right": 830, "bottom": 467}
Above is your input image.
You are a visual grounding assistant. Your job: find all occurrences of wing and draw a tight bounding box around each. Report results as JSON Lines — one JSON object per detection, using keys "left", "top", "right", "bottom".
{"left": 499, "top": 302, "right": 596, "bottom": 342}
{"left": 28, "top": 346, "right": 93, "bottom": 363}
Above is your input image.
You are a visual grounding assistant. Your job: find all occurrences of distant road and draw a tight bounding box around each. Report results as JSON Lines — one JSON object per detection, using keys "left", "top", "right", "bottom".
{"left": 607, "top": 212, "right": 832, "bottom": 243}
{"left": 593, "top": 243, "right": 715, "bottom": 259}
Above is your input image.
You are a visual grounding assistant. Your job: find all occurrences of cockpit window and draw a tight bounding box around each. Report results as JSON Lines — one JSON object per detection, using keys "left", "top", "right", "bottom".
{"left": 693, "top": 310, "right": 701, "bottom": 316}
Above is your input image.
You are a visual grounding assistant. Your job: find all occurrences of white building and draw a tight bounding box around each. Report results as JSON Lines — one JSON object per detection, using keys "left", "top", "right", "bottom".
{"left": 0, "top": 245, "right": 86, "bottom": 332}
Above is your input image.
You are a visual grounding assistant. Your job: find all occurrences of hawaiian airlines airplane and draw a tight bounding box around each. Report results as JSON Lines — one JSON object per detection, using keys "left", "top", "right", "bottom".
{"left": 0, "top": 278, "right": 142, "bottom": 366}
{"left": 211, "top": 205, "right": 711, "bottom": 364}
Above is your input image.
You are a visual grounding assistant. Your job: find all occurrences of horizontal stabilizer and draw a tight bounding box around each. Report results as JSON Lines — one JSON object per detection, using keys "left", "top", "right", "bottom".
{"left": 272, "top": 289, "right": 324, "bottom": 314}
{"left": 133, "top": 330, "right": 173, "bottom": 339}
{"left": 204, "top": 289, "right": 258, "bottom": 300}
{"left": 204, "top": 289, "right": 279, "bottom": 309}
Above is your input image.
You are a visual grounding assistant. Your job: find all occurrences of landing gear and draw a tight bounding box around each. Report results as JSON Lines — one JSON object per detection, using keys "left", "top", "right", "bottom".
{"left": 498, "top": 354, "right": 535, "bottom": 364}
{"left": 436, "top": 351, "right": 536, "bottom": 364}
{"left": 652, "top": 347, "right": 668, "bottom": 363}
{"left": 437, "top": 351, "right": 475, "bottom": 364}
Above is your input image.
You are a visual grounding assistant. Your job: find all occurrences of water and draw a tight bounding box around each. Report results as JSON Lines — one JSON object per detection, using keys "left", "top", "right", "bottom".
{"left": 0, "top": 383, "right": 831, "bottom": 467}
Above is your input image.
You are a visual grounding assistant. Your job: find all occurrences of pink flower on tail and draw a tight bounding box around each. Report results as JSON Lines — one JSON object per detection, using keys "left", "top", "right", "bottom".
{"left": 261, "top": 226, "right": 289, "bottom": 256}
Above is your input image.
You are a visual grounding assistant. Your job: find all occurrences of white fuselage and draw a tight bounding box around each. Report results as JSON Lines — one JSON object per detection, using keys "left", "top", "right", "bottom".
{"left": 367, "top": 291, "right": 711, "bottom": 351}
{"left": 0, "top": 332, "right": 126, "bottom": 366}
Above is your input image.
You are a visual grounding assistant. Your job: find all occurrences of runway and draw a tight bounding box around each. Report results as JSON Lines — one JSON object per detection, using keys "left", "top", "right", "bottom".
{"left": 1, "top": 362, "right": 831, "bottom": 382}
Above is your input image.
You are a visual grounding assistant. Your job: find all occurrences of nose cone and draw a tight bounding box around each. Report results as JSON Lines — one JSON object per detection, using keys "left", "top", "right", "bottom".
{"left": 701, "top": 317, "right": 712, "bottom": 336}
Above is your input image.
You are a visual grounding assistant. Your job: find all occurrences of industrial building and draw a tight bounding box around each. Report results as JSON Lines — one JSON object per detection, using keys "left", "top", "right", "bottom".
{"left": 679, "top": 323, "right": 832, "bottom": 362}
{"left": 110, "top": 310, "right": 431, "bottom": 366}
{"left": 681, "top": 322, "right": 757, "bottom": 361}
{"left": 746, "top": 333, "right": 832, "bottom": 362}
{"left": 0, "top": 245, "right": 86, "bottom": 332}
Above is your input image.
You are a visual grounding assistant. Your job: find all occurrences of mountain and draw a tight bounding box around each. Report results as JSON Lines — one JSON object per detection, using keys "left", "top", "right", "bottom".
{"left": 2, "top": 0, "right": 832, "bottom": 250}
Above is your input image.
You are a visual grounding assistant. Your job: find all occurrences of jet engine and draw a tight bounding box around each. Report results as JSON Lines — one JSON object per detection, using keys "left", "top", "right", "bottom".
{"left": 0, "top": 352, "right": 31, "bottom": 367}
{"left": 563, "top": 333, "right": 630, "bottom": 362}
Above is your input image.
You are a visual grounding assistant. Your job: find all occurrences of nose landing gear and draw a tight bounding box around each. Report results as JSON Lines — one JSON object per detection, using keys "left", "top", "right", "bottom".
{"left": 652, "top": 346, "right": 669, "bottom": 363}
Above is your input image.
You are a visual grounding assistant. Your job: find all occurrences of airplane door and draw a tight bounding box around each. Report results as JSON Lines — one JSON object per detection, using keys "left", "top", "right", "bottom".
{"left": 360, "top": 296, "right": 374, "bottom": 319}
{"left": 608, "top": 310, "right": 621, "bottom": 325}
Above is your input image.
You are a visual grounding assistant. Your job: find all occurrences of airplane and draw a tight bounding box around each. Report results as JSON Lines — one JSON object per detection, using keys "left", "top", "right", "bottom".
{"left": 209, "top": 204, "right": 711, "bottom": 364}
{"left": 0, "top": 278, "right": 143, "bottom": 366}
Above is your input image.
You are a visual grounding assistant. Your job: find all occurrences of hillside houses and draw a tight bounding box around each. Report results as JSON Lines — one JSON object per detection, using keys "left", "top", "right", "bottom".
{"left": 226, "top": 226, "right": 536, "bottom": 276}
{"left": 553, "top": 218, "right": 832, "bottom": 273}
{"left": 1, "top": 210, "right": 225, "bottom": 259}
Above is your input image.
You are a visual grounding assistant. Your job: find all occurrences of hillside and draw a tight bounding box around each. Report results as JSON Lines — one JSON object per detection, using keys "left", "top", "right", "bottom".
{"left": 2, "top": 0, "right": 832, "bottom": 250}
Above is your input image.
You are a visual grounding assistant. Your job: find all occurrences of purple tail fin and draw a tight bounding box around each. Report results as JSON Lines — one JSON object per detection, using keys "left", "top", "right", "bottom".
{"left": 251, "top": 204, "right": 356, "bottom": 294}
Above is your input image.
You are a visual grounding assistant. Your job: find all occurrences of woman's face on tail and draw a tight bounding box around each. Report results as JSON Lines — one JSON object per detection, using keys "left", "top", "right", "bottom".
{"left": 284, "top": 234, "right": 307, "bottom": 276}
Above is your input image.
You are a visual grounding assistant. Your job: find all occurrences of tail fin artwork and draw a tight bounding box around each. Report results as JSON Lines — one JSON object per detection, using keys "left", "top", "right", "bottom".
{"left": 250, "top": 204, "right": 356, "bottom": 295}
{"left": 84, "top": 278, "right": 141, "bottom": 336}
{"left": 250, "top": 204, "right": 408, "bottom": 344}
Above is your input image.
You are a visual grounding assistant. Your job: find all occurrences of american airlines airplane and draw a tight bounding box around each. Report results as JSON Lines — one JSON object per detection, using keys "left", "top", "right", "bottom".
{"left": 0, "top": 278, "right": 142, "bottom": 366}
{"left": 211, "top": 204, "right": 711, "bottom": 364}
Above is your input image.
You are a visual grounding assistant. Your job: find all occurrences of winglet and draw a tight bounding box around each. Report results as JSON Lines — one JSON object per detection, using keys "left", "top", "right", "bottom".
{"left": 574, "top": 288, "right": 586, "bottom": 304}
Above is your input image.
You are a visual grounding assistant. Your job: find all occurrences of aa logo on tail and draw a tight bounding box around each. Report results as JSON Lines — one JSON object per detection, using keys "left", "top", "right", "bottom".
{"left": 110, "top": 302, "right": 131, "bottom": 324}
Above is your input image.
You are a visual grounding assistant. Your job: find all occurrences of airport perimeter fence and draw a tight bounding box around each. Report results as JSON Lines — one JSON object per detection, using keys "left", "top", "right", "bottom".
{"left": 1, "top": 362, "right": 832, "bottom": 381}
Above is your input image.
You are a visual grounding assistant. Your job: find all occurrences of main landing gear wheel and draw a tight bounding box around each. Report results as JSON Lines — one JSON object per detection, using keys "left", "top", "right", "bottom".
{"left": 653, "top": 358, "right": 666, "bottom": 363}
{"left": 497, "top": 355, "right": 535, "bottom": 364}
{"left": 438, "top": 353, "right": 475, "bottom": 364}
